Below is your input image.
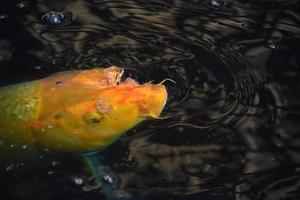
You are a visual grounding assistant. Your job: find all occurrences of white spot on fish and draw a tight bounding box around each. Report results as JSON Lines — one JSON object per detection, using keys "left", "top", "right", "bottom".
{"left": 96, "top": 97, "right": 112, "bottom": 114}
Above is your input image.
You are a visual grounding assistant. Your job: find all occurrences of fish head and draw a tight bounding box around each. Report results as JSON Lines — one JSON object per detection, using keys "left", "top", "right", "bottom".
{"left": 31, "top": 66, "right": 167, "bottom": 153}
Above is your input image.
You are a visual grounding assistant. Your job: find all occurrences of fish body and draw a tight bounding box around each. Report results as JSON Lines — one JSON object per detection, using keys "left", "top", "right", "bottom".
{"left": 0, "top": 66, "right": 167, "bottom": 162}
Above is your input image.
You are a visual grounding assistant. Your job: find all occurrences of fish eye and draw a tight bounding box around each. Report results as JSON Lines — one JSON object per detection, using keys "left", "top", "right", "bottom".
{"left": 90, "top": 118, "right": 101, "bottom": 124}
{"left": 83, "top": 112, "right": 102, "bottom": 125}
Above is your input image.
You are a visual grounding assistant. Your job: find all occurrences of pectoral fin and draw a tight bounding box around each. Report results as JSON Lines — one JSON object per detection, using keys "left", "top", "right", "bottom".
{"left": 80, "top": 154, "right": 134, "bottom": 200}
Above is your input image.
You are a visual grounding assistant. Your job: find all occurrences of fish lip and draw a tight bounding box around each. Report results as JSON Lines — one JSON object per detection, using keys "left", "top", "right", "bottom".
{"left": 103, "top": 66, "right": 126, "bottom": 86}
{"left": 115, "top": 68, "right": 124, "bottom": 85}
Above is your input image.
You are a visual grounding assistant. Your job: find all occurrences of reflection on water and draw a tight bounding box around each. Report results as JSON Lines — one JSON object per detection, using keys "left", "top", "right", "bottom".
{"left": 0, "top": 0, "right": 300, "bottom": 199}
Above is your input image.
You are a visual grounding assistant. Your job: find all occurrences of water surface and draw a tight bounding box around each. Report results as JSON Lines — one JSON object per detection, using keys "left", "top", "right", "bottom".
{"left": 0, "top": 0, "right": 300, "bottom": 199}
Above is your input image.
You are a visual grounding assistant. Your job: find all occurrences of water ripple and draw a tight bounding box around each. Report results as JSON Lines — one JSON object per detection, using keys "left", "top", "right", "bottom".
{"left": 0, "top": 0, "right": 300, "bottom": 199}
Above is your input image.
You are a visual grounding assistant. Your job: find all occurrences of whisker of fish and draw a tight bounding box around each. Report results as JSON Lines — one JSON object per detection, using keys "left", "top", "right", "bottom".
{"left": 157, "top": 78, "right": 176, "bottom": 85}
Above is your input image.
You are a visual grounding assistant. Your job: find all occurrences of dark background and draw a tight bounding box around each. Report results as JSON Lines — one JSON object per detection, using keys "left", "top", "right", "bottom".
{"left": 0, "top": 0, "right": 300, "bottom": 199}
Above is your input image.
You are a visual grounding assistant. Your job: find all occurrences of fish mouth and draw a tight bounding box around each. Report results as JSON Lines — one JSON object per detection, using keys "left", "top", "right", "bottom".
{"left": 116, "top": 68, "right": 139, "bottom": 85}
{"left": 119, "top": 69, "right": 128, "bottom": 83}
{"left": 116, "top": 67, "right": 174, "bottom": 87}
{"left": 103, "top": 66, "right": 135, "bottom": 86}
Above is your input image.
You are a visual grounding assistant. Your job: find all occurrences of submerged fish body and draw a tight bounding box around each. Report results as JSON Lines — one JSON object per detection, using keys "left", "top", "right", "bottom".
{"left": 0, "top": 66, "right": 167, "bottom": 160}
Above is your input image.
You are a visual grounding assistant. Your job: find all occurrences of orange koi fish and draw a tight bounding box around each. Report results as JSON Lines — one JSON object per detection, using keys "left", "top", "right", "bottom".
{"left": 0, "top": 66, "right": 167, "bottom": 156}
{"left": 0, "top": 66, "right": 168, "bottom": 199}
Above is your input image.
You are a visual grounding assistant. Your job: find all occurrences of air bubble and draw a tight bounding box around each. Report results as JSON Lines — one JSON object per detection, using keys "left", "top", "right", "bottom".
{"left": 266, "top": 40, "right": 279, "bottom": 50}
{"left": 34, "top": 65, "right": 42, "bottom": 70}
{"left": 241, "top": 22, "right": 249, "bottom": 29}
{"left": 6, "top": 163, "right": 15, "bottom": 171}
{"left": 276, "top": 143, "right": 282, "bottom": 147}
{"left": 51, "top": 160, "right": 60, "bottom": 166}
{"left": 42, "top": 11, "right": 64, "bottom": 25}
{"left": 103, "top": 174, "right": 115, "bottom": 184}
{"left": 177, "top": 127, "right": 184, "bottom": 133}
{"left": 41, "top": 10, "right": 73, "bottom": 26}
{"left": 73, "top": 177, "right": 83, "bottom": 185}
{"left": 16, "top": 1, "right": 28, "bottom": 9}
{"left": 0, "top": 50, "right": 12, "bottom": 61}
{"left": 269, "top": 43, "right": 277, "bottom": 50}
{"left": 0, "top": 15, "right": 8, "bottom": 20}
{"left": 211, "top": 0, "right": 221, "bottom": 7}
{"left": 48, "top": 171, "right": 54, "bottom": 175}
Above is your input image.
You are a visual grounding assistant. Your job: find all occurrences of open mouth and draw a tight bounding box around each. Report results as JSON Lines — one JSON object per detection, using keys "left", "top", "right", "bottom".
{"left": 113, "top": 68, "right": 175, "bottom": 88}
{"left": 119, "top": 69, "right": 127, "bottom": 83}
{"left": 116, "top": 68, "right": 139, "bottom": 85}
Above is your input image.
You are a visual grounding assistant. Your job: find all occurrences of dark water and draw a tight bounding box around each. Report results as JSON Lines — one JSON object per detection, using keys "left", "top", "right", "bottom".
{"left": 1, "top": 0, "right": 300, "bottom": 199}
